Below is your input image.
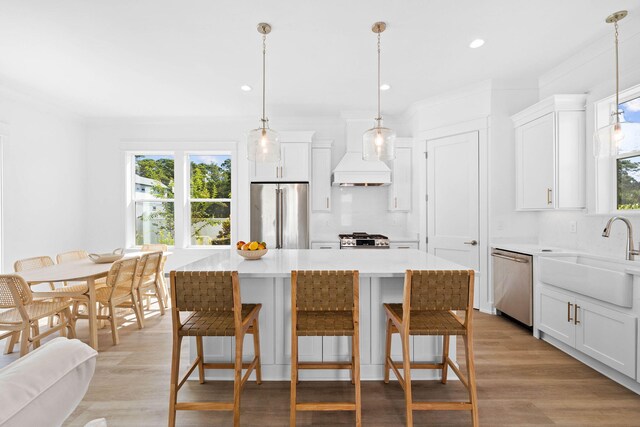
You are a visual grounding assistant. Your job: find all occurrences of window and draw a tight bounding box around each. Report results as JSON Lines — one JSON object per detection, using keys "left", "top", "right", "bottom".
{"left": 188, "top": 154, "right": 232, "bottom": 246}
{"left": 615, "top": 96, "right": 640, "bottom": 210}
{"left": 134, "top": 154, "right": 175, "bottom": 245}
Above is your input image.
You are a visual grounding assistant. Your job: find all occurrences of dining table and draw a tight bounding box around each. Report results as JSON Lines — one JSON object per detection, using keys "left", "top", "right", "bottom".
{"left": 16, "top": 251, "right": 170, "bottom": 350}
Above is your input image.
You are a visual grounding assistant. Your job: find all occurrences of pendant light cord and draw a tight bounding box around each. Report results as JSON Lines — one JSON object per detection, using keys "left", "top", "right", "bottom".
{"left": 376, "top": 32, "right": 382, "bottom": 125}
{"left": 614, "top": 20, "right": 620, "bottom": 124}
{"left": 262, "top": 33, "right": 267, "bottom": 128}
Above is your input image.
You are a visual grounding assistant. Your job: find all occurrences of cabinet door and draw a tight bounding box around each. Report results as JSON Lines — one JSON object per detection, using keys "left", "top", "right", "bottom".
{"left": 538, "top": 286, "right": 575, "bottom": 346}
{"left": 516, "top": 113, "right": 555, "bottom": 209}
{"left": 281, "top": 143, "right": 310, "bottom": 181}
{"left": 575, "top": 299, "right": 637, "bottom": 378}
{"left": 388, "top": 147, "right": 412, "bottom": 211}
{"left": 557, "top": 111, "right": 586, "bottom": 209}
{"left": 251, "top": 160, "right": 279, "bottom": 182}
{"left": 310, "top": 242, "right": 339, "bottom": 249}
{"left": 311, "top": 147, "right": 331, "bottom": 211}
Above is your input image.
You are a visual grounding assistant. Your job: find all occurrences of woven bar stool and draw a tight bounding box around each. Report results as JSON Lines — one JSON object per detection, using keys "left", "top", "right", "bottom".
{"left": 168, "top": 271, "right": 262, "bottom": 427}
{"left": 290, "top": 270, "right": 361, "bottom": 427}
{"left": 383, "top": 270, "right": 478, "bottom": 427}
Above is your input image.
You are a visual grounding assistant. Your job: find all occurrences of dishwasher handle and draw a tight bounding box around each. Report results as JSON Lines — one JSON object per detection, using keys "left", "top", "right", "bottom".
{"left": 491, "top": 252, "right": 530, "bottom": 263}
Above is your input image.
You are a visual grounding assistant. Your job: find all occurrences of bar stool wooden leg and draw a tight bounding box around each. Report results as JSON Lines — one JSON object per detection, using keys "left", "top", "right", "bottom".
{"left": 354, "top": 324, "right": 362, "bottom": 426}
{"left": 401, "top": 329, "right": 413, "bottom": 427}
{"left": 252, "top": 318, "right": 262, "bottom": 384}
{"left": 290, "top": 335, "right": 298, "bottom": 426}
{"left": 168, "top": 334, "right": 182, "bottom": 427}
{"left": 464, "top": 334, "right": 479, "bottom": 426}
{"left": 196, "top": 336, "right": 205, "bottom": 384}
{"left": 441, "top": 335, "right": 450, "bottom": 384}
{"left": 233, "top": 333, "right": 244, "bottom": 427}
{"left": 384, "top": 318, "right": 393, "bottom": 384}
{"left": 350, "top": 334, "right": 355, "bottom": 385}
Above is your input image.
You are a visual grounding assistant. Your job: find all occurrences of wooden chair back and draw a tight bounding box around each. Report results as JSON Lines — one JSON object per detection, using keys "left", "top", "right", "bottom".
{"left": 171, "top": 271, "right": 239, "bottom": 313}
{"left": 13, "top": 256, "right": 54, "bottom": 272}
{"left": 56, "top": 250, "right": 89, "bottom": 264}
{"left": 136, "top": 251, "right": 162, "bottom": 288}
{"left": 292, "top": 270, "right": 358, "bottom": 312}
{"left": 104, "top": 258, "right": 139, "bottom": 300}
{"left": 0, "top": 275, "right": 33, "bottom": 309}
{"left": 403, "top": 270, "right": 475, "bottom": 327}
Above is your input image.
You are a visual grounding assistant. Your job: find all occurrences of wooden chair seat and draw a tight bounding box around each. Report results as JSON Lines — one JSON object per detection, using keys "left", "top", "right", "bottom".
{"left": 384, "top": 304, "right": 466, "bottom": 336}
{"left": 95, "top": 286, "right": 133, "bottom": 304}
{"left": 179, "top": 305, "right": 259, "bottom": 337}
{"left": 296, "top": 311, "right": 354, "bottom": 336}
{"left": 0, "top": 300, "right": 74, "bottom": 325}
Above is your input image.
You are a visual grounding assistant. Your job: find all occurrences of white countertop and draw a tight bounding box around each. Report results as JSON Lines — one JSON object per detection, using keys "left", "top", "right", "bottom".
{"left": 176, "top": 249, "right": 466, "bottom": 278}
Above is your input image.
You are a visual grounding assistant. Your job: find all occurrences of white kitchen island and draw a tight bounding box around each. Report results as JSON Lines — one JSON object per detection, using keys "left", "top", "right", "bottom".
{"left": 176, "top": 249, "right": 468, "bottom": 381}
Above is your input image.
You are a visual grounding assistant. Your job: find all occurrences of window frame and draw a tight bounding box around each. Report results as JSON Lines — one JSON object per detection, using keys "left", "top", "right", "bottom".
{"left": 186, "top": 151, "right": 233, "bottom": 248}
{"left": 129, "top": 151, "right": 176, "bottom": 248}
{"left": 594, "top": 83, "right": 640, "bottom": 214}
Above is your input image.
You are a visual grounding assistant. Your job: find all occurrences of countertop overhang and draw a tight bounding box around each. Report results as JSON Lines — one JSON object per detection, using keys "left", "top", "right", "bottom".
{"left": 175, "top": 249, "right": 467, "bottom": 278}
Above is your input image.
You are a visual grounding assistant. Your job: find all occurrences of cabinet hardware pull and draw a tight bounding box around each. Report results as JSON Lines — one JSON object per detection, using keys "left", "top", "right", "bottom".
{"left": 574, "top": 304, "right": 580, "bottom": 325}
{"left": 326, "top": 197, "right": 329, "bottom": 209}
{"left": 397, "top": 246, "right": 410, "bottom": 249}
{"left": 395, "top": 197, "right": 398, "bottom": 208}
{"left": 276, "top": 166, "right": 279, "bottom": 178}
{"left": 491, "top": 253, "right": 528, "bottom": 263}
{"left": 547, "top": 188, "right": 552, "bottom": 205}
{"left": 280, "top": 166, "right": 283, "bottom": 178}
{"left": 567, "top": 302, "right": 573, "bottom": 323}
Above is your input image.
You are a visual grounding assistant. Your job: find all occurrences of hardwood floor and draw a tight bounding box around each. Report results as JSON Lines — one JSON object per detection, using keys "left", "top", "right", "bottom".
{"left": 2, "top": 306, "right": 640, "bottom": 426}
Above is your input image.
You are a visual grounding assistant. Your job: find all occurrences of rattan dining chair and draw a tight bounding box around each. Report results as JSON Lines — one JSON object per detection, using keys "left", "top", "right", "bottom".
{"left": 135, "top": 251, "right": 165, "bottom": 319}
{"left": 290, "top": 270, "right": 361, "bottom": 427}
{"left": 0, "top": 274, "right": 76, "bottom": 356}
{"left": 169, "top": 271, "right": 262, "bottom": 427}
{"left": 14, "top": 256, "right": 56, "bottom": 290}
{"left": 383, "top": 270, "right": 478, "bottom": 427}
{"left": 94, "top": 257, "right": 143, "bottom": 346}
{"left": 141, "top": 244, "right": 169, "bottom": 307}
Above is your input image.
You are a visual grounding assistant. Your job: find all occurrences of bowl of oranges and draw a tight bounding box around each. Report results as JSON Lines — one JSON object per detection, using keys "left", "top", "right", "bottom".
{"left": 236, "top": 240, "right": 268, "bottom": 260}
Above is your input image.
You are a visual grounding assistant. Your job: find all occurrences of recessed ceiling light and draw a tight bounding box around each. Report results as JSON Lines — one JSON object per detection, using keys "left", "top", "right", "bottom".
{"left": 469, "top": 39, "right": 485, "bottom": 49}
{"left": 380, "top": 84, "right": 391, "bottom": 91}
{"left": 240, "top": 85, "right": 252, "bottom": 91}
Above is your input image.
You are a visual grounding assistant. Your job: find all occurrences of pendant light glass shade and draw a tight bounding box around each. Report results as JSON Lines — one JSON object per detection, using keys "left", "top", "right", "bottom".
{"left": 363, "top": 22, "right": 395, "bottom": 161}
{"left": 363, "top": 124, "right": 396, "bottom": 161}
{"left": 594, "top": 115, "right": 640, "bottom": 158}
{"left": 247, "top": 126, "right": 280, "bottom": 162}
{"left": 247, "top": 23, "right": 280, "bottom": 163}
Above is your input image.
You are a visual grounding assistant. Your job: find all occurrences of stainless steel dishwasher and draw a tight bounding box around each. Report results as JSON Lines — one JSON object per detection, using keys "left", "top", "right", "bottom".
{"left": 492, "top": 248, "right": 533, "bottom": 326}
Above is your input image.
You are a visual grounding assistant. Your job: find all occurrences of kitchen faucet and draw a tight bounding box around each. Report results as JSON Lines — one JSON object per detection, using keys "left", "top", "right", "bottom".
{"left": 602, "top": 216, "right": 640, "bottom": 260}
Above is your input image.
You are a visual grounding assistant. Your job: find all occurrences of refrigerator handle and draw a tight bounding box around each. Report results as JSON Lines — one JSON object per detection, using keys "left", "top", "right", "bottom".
{"left": 278, "top": 187, "right": 284, "bottom": 248}
{"left": 275, "top": 188, "right": 281, "bottom": 249}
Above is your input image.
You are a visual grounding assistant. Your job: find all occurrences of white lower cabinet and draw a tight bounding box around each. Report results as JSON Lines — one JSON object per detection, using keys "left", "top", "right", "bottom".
{"left": 389, "top": 242, "right": 419, "bottom": 250}
{"left": 310, "top": 242, "right": 339, "bottom": 249}
{"left": 539, "top": 285, "right": 637, "bottom": 378}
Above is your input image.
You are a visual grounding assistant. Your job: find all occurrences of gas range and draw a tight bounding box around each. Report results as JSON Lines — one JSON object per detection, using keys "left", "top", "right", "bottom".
{"left": 339, "top": 232, "right": 390, "bottom": 249}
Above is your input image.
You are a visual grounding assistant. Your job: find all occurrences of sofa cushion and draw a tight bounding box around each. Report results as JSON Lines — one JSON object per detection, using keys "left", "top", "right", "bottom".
{"left": 0, "top": 337, "right": 97, "bottom": 426}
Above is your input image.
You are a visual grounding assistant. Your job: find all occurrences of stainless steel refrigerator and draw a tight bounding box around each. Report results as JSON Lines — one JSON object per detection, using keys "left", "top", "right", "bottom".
{"left": 250, "top": 183, "right": 309, "bottom": 249}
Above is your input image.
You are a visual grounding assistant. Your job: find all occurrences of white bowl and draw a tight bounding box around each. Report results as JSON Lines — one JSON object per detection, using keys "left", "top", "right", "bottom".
{"left": 88, "top": 248, "right": 124, "bottom": 264}
{"left": 237, "top": 248, "right": 268, "bottom": 260}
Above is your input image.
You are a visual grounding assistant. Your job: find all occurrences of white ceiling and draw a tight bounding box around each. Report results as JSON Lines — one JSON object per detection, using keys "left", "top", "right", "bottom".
{"left": 0, "top": 0, "right": 638, "bottom": 118}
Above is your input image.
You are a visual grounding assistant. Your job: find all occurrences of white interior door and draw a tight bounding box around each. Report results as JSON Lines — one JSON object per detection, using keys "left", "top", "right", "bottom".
{"left": 427, "top": 131, "right": 480, "bottom": 308}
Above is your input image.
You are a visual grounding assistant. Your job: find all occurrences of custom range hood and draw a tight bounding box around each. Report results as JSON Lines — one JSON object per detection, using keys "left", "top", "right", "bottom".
{"left": 332, "top": 117, "right": 391, "bottom": 186}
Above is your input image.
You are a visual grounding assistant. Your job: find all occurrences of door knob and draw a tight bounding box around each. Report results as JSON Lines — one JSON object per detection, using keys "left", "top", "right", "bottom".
{"left": 464, "top": 240, "right": 478, "bottom": 246}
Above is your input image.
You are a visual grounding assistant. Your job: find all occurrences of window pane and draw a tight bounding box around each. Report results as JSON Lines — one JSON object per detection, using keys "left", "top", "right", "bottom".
{"left": 620, "top": 96, "right": 640, "bottom": 123}
{"left": 191, "top": 202, "right": 230, "bottom": 245}
{"left": 617, "top": 155, "right": 640, "bottom": 210}
{"left": 135, "top": 155, "right": 174, "bottom": 200}
{"left": 189, "top": 155, "right": 231, "bottom": 199}
{"left": 135, "top": 201, "right": 175, "bottom": 245}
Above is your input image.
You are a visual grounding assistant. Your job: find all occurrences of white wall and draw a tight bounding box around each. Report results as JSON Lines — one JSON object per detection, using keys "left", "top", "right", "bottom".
{"left": 84, "top": 114, "right": 410, "bottom": 270}
{"left": 0, "top": 86, "right": 87, "bottom": 271}
{"left": 536, "top": 13, "right": 640, "bottom": 257}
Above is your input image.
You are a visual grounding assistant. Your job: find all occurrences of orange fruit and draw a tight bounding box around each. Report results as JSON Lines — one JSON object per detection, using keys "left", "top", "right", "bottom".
{"left": 249, "top": 241, "right": 259, "bottom": 251}
{"left": 241, "top": 243, "right": 250, "bottom": 251}
{"left": 236, "top": 240, "right": 246, "bottom": 250}
{"left": 257, "top": 244, "right": 265, "bottom": 250}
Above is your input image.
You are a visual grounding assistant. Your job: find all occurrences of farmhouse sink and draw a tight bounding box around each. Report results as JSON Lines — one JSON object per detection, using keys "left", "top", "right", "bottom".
{"left": 539, "top": 255, "right": 634, "bottom": 307}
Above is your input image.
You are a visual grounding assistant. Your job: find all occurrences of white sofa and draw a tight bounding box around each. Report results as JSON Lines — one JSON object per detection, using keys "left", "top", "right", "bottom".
{"left": 0, "top": 337, "right": 98, "bottom": 426}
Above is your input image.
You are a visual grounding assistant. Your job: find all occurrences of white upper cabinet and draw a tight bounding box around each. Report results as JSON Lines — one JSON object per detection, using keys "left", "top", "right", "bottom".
{"left": 311, "top": 139, "right": 332, "bottom": 212}
{"left": 250, "top": 132, "right": 314, "bottom": 182}
{"left": 388, "top": 138, "right": 413, "bottom": 212}
{"left": 512, "top": 95, "right": 586, "bottom": 210}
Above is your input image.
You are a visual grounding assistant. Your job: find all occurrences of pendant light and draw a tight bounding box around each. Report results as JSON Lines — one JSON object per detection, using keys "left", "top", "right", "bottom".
{"left": 247, "top": 23, "right": 280, "bottom": 162}
{"left": 363, "top": 22, "right": 396, "bottom": 161}
{"left": 594, "top": 11, "right": 640, "bottom": 158}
